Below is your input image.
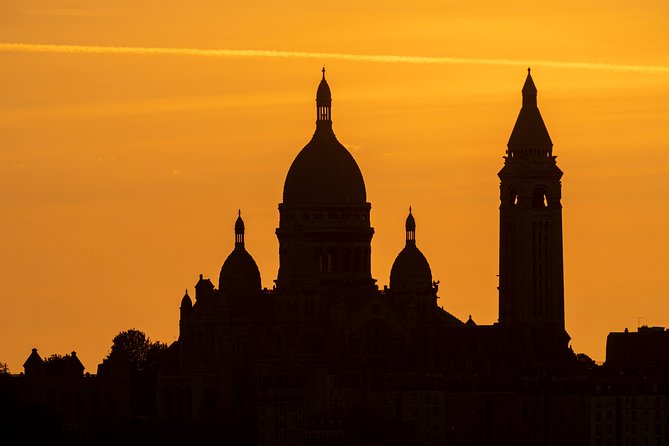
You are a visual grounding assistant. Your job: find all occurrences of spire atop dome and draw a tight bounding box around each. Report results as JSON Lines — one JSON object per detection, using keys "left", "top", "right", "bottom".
{"left": 235, "top": 211, "right": 245, "bottom": 247}
{"left": 405, "top": 207, "right": 416, "bottom": 244}
{"left": 316, "top": 68, "right": 332, "bottom": 124}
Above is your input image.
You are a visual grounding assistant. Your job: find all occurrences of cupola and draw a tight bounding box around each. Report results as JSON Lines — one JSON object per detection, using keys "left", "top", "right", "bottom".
{"left": 219, "top": 211, "right": 262, "bottom": 295}
{"left": 389, "top": 208, "right": 432, "bottom": 292}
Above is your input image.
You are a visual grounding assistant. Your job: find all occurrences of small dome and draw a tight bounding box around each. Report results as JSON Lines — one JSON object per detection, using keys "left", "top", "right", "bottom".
{"left": 390, "top": 209, "right": 432, "bottom": 291}
{"left": 219, "top": 248, "right": 261, "bottom": 294}
{"left": 220, "top": 212, "right": 262, "bottom": 294}
{"left": 180, "top": 290, "right": 192, "bottom": 309}
{"left": 389, "top": 244, "right": 432, "bottom": 291}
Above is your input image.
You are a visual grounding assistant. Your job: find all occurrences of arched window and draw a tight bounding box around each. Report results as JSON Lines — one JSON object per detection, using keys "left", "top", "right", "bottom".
{"left": 315, "top": 248, "right": 324, "bottom": 272}
{"left": 327, "top": 248, "right": 337, "bottom": 273}
{"left": 532, "top": 186, "right": 548, "bottom": 209}
{"left": 508, "top": 188, "right": 519, "bottom": 207}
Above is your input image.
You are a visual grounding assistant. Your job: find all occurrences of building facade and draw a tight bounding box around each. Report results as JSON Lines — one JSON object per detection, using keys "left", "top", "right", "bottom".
{"left": 156, "top": 69, "right": 580, "bottom": 444}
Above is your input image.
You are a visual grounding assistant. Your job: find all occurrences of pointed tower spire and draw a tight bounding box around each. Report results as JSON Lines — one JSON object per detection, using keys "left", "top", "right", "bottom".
{"left": 405, "top": 207, "right": 416, "bottom": 245}
{"left": 507, "top": 68, "right": 552, "bottom": 158}
{"left": 522, "top": 67, "right": 537, "bottom": 107}
{"left": 316, "top": 68, "right": 332, "bottom": 124}
{"left": 234, "top": 210, "right": 245, "bottom": 247}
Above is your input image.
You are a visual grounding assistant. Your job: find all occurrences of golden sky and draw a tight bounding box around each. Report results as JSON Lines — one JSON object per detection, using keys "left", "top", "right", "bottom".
{"left": 1, "top": 0, "right": 668, "bottom": 372}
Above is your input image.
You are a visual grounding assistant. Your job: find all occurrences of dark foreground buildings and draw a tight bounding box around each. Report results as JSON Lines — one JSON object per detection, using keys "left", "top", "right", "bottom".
{"left": 3, "top": 70, "right": 669, "bottom": 445}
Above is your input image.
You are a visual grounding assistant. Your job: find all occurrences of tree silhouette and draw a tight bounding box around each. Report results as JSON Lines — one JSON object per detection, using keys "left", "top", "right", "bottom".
{"left": 107, "top": 328, "right": 168, "bottom": 372}
{"left": 44, "top": 353, "right": 82, "bottom": 376}
{"left": 108, "top": 329, "right": 150, "bottom": 371}
{"left": 0, "top": 362, "right": 8, "bottom": 375}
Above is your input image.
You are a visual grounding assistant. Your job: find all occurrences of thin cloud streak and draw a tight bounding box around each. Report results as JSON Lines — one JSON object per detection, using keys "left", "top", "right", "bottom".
{"left": 1, "top": 42, "right": 669, "bottom": 73}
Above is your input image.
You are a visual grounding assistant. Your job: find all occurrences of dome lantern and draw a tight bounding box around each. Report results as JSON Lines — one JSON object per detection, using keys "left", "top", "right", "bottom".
{"left": 406, "top": 206, "right": 416, "bottom": 244}
{"left": 235, "top": 210, "right": 245, "bottom": 246}
{"left": 316, "top": 67, "right": 332, "bottom": 124}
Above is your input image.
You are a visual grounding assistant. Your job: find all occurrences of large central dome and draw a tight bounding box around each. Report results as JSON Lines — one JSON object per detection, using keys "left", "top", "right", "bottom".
{"left": 282, "top": 70, "right": 367, "bottom": 205}
{"left": 283, "top": 127, "right": 366, "bottom": 205}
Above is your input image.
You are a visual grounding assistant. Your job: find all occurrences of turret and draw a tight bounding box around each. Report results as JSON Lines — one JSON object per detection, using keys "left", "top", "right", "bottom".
{"left": 219, "top": 211, "right": 261, "bottom": 295}
{"left": 389, "top": 208, "right": 433, "bottom": 293}
{"left": 23, "top": 347, "right": 44, "bottom": 377}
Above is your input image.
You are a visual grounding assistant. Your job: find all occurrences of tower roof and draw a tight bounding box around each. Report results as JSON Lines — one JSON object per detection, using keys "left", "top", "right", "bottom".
{"left": 23, "top": 348, "right": 44, "bottom": 370}
{"left": 282, "top": 70, "right": 367, "bottom": 205}
{"left": 508, "top": 68, "right": 553, "bottom": 156}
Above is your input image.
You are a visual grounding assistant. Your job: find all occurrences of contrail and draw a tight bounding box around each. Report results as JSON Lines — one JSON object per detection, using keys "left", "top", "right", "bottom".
{"left": 1, "top": 42, "right": 669, "bottom": 73}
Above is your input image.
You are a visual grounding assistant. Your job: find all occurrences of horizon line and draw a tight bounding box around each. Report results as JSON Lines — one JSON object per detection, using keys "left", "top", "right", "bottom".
{"left": 1, "top": 42, "right": 669, "bottom": 73}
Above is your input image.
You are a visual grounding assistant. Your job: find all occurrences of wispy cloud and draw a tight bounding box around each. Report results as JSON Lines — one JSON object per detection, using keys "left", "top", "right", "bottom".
{"left": 1, "top": 42, "right": 668, "bottom": 73}
{"left": 18, "top": 9, "right": 110, "bottom": 17}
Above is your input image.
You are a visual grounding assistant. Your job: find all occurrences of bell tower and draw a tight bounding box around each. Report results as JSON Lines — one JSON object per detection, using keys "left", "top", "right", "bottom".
{"left": 498, "top": 69, "right": 568, "bottom": 344}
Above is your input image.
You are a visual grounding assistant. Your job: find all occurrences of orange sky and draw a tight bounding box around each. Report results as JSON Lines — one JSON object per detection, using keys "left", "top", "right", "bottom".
{"left": 1, "top": 0, "right": 668, "bottom": 372}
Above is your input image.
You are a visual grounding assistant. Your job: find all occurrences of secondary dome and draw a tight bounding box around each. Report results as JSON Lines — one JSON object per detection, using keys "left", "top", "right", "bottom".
{"left": 219, "top": 211, "right": 261, "bottom": 295}
{"left": 282, "top": 69, "right": 367, "bottom": 205}
{"left": 180, "top": 290, "right": 192, "bottom": 309}
{"left": 389, "top": 208, "right": 432, "bottom": 291}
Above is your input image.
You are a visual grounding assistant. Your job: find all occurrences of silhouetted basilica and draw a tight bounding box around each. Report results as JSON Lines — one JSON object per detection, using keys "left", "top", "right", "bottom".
{"left": 160, "top": 68, "right": 578, "bottom": 443}
{"left": 6, "top": 70, "right": 669, "bottom": 446}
